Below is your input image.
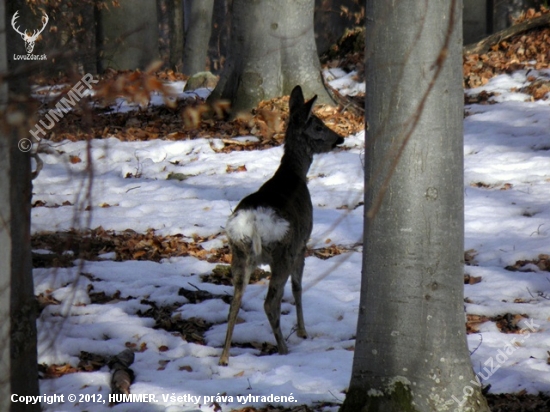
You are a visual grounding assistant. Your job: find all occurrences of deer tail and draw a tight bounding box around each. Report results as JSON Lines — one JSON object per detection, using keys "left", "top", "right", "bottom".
{"left": 251, "top": 220, "right": 262, "bottom": 257}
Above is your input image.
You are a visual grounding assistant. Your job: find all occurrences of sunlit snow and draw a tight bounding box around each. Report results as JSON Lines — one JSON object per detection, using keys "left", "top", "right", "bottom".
{"left": 31, "top": 70, "right": 550, "bottom": 411}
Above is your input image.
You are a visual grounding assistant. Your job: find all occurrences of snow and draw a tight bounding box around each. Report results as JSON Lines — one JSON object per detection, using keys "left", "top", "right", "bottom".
{"left": 30, "top": 69, "right": 550, "bottom": 410}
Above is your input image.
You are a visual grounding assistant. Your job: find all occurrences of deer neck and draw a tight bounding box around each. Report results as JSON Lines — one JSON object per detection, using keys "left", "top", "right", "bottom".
{"left": 278, "top": 144, "right": 313, "bottom": 179}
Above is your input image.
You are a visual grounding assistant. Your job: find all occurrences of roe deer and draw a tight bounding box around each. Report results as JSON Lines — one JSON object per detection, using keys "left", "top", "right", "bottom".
{"left": 219, "top": 85, "right": 344, "bottom": 366}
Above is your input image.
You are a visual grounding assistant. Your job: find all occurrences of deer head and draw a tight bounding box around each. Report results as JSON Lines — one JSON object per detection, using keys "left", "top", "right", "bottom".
{"left": 12, "top": 10, "right": 49, "bottom": 54}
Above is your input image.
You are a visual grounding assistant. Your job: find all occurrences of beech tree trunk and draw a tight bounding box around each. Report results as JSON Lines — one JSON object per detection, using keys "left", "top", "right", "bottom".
{"left": 182, "top": 0, "right": 214, "bottom": 75}
{"left": 208, "top": 0, "right": 331, "bottom": 114}
{"left": 340, "top": 1, "right": 490, "bottom": 411}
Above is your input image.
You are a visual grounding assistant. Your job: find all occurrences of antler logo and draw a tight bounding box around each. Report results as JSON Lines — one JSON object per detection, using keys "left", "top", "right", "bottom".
{"left": 11, "top": 10, "right": 49, "bottom": 54}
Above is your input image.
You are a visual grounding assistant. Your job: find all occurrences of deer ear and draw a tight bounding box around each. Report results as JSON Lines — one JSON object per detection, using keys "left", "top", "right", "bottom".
{"left": 304, "top": 95, "right": 317, "bottom": 120}
{"left": 289, "top": 86, "right": 305, "bottom": 114}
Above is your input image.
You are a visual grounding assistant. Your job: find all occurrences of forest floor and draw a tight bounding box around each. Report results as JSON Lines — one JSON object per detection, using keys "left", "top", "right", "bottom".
{"left": 29, "top": 9, "right": 550, "bottom": 412}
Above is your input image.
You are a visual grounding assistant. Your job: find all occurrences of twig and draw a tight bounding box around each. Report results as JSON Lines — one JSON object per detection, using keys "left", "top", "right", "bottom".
{"left": 469, "top": 333, "right": 483, "bottom": 356}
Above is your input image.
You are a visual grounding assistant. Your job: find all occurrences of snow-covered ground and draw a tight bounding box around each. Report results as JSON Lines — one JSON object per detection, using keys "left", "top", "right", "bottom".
{"left": 30, "top": 70, "right": 550, "bottom": 411}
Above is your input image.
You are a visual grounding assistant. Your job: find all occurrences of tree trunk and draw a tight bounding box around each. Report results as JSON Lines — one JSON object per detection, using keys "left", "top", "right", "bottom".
{"left": 182, "top": 0, "right": 214, "bottom": 75}
{"left": 208, "top": 0, "right": 331, "bottom": 114}
{"left": 209, "top": 0, "right": 232, "bottom": 73}
{"left": 340, "top": 1, "right": 490, "bottom": 411}
{"left": 78, "top": 1, "right": 98, "bottom": 75}
{"left": 1, "top": 4, "right": 40, "bottom": 410}
{"left": 5, "top": 0, "right": 34, "bottom": 94}
{"left": 168, "top": 0, "right": 185, "bottom": 71}
{"left": 98, "top": 0, "right": 160, "bottom": 70}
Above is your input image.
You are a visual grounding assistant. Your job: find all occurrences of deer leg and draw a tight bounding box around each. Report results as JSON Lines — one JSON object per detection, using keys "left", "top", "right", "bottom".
{"left": 291, "top": 252, "right": 307, "bottom": 339}
{"left": 264, "top": 263, "right": 291, "bottom": 355}
{"left": 219, "top": 253, "right": 253, "bottom": 366}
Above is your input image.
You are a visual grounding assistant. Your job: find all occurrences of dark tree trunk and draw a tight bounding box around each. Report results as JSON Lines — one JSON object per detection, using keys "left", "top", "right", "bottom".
{"left": 168, "top": 0, "right": 185, "bottom": 71}
{"left": 98, "top": 0, "right": 160, "bottom": 70}
{"left": 77, "top": 1, "right": 98, "bottom": 75}
{"left": 314, "top": 0, "right": 363, "bottom": 56}
{"left": 208, "top": 0, "right": 232, "bottom": 73}
{"left": 340, "top": 1, "right": 490, "bottom": 411}
{"left": 208, "top": 0, "right": 331, "bottom": 114}
{"left": 182, "top": 0, "right": 214, "bottom": 75}
{"left": 5, "top": 0, "right": 33, "bottom": 95}
{"left": 1, "top": 3, "right": 40, "bottom": 410}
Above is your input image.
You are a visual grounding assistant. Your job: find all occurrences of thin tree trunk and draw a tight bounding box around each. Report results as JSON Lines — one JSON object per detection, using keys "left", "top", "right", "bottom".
{"left": 182, "top": 0, "right": 214, "bottom": 75}
{"left": 5, "top": 0, "right": 31, "bottom": 95}
{"left": 208, "top": 0, "right": 332, "bottom": 115}
{"left": 78, "top": 1, "right": 98, "bottom": 74}
{"left": 340, "top": 1, "right": 490, "bottom": 411}
{"left": 98, "top": 0, "right": 160, "bottom": 70}
{"left": 0, "top": 3, "right": 8, "bottom": 408}
{"left": 169, "top": 0, "right": 185, "bottom": 71}
{"left": 209, "top": 0, "right": 231, "bottom": 73}
{"left": 1, "top": 126, "right": 39, "bottom": 412}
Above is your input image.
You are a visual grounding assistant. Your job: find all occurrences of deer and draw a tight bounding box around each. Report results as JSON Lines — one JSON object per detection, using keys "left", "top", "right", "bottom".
{"left": 11, "top": 10, "right": 49, "bottom": 54}
{"left": 219, "top": 85, "right": 344, "bottom": 366}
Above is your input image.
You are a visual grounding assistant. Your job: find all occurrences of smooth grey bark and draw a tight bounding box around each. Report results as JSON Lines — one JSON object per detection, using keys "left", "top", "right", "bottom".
{"left": 340, "top": 1, "right": 489, "bottom": 411}
{"left": 208, "top": 0, "right": 331, "bottom": 115}
{"left": 182, "top": 0, "right": 214, "bottom": 75}
{"left": 1, "top": 3, "right": 40, "bottom": 410}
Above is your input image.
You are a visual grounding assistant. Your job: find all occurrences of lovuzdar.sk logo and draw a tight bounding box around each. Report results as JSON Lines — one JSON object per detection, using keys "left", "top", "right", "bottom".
{"left": 11, "top": 10, "right": 48, "bottom": 60}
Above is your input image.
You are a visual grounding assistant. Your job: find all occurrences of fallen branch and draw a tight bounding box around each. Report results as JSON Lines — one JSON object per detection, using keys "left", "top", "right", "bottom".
{"left": 464, "top": 13, "right": 550, "bottom": 55}
{"left": 109, "top": 349, "right": 135, "bottom": 402}
{"left": 221, "top": 138, "right": 257, "bottom": 146}
{"left": 321, "top": 72, "right": 364, "bottom": 117}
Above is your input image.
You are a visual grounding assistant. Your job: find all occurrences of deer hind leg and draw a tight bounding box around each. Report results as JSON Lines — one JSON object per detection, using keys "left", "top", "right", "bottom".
{"left": 219, "top": 249, "right": 254, "bottom": 366}
{"left": 291, "top": 251, "right": 307, "bottom": 339}
{"left": 264, "top": 260, "right": 291, "bottom": 355}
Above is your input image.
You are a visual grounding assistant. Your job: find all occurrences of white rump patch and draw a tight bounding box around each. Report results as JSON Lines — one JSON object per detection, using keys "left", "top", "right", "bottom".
{"left": 226, "top": 207, "right": 290, "bottom": 251}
